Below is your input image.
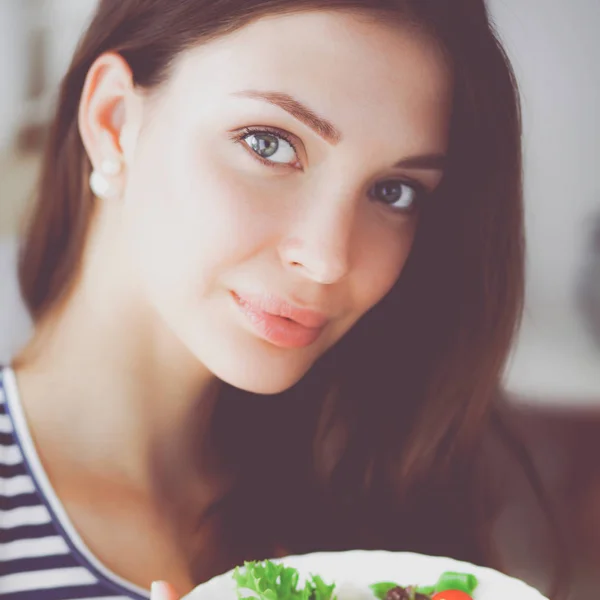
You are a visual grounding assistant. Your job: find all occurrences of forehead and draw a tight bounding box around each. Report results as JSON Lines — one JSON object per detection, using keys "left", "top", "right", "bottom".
{"left": 164, "top": 9, "right": 453, "bottom": 151}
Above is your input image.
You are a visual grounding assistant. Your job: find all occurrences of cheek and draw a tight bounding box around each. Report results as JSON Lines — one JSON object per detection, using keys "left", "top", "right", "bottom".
{"left": 120, "top": 132, "right": 273, "bottom": 305}
{"left": 353, "top": 220, "right": 416, "bottom": 313}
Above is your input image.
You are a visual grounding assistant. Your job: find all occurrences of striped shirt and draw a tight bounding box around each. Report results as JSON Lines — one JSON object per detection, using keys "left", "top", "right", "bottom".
{"left": 0, "top": 367, "right": 150, "bottom": 599}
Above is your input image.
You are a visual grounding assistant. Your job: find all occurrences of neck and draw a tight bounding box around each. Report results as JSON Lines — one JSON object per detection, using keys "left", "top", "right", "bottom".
{"left": 13, "top": 217, "right": 222, "bottom": 494}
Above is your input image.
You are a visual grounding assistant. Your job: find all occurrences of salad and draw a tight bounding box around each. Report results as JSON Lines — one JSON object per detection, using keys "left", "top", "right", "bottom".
{"left": 232, "top": 559, "right": 479, "bottom": 600}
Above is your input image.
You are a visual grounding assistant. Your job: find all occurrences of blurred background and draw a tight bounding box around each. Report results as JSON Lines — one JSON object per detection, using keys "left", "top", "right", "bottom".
{"left": 0, "top": 1, "right": 599, "bottom": 598}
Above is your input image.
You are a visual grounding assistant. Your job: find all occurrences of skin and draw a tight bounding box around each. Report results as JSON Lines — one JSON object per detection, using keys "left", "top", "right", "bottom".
{"left": 14, "top": 9, "right": 452, "bottom": 595}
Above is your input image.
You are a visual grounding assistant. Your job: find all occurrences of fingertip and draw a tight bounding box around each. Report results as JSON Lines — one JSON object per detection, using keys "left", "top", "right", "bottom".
{"left": 151, "top": 581, "right": 178, "bottom": 600}
{"left": 150, "top": 581, "right": 164, "bottom": 599}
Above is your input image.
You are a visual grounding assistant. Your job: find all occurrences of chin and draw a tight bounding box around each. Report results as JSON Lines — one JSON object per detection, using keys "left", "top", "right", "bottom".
{"left": 209, "top": 353, "right": 314, "bottom": 395}
{"left": 188, "top": 336, "right": 319, "bottom": 395}
{"left": 168, "top": 309, "right": 326, "bottom": 395}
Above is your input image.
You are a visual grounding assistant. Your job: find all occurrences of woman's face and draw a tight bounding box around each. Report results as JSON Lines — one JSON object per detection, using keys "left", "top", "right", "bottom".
{"left": 116, "top": 10, "right": 452, "bottom": 393}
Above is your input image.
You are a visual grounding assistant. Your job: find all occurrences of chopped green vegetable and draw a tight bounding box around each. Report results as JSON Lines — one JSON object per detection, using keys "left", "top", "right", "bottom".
{"left": 369, "top": 571, "right": 478, "bottom": 600}
{"left": 369, "top": 582, "right": 400, "bottom": 599}
{"left": 232, "top": 560, "right": 478, "bottom": 600}
{"left": 414, "top": 585, "right": 435, "bottom": 595}
{"left": 233, "top": 560, "right": 337, "bottom": 600}
{"left": 370, "top": 582, "right": 434, "bottom": 600}
{"left": 434, "top": 572, "right": 478, "bottom": 595}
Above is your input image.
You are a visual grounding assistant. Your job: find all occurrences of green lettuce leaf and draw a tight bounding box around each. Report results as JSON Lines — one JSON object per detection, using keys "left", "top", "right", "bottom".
{"left": 233, "top": 560, "right": 336, "bottom": 600}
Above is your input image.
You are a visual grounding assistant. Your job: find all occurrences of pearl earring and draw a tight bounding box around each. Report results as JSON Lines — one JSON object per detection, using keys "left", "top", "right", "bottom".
{"left": 89, "top": 158, "right": 123, "bottom": 199}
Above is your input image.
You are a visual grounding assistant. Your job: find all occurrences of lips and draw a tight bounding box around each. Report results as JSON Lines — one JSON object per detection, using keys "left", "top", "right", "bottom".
{"left": 231, "top": 291, "right": 328, "bottom": 328}
{"left": 230, "top": 291, "right": 328, "bottom": 349}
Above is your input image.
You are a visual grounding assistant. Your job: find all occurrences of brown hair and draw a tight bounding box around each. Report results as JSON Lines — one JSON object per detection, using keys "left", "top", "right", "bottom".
{"left": 17, "top": 0, "right": 568, "bottom": 596}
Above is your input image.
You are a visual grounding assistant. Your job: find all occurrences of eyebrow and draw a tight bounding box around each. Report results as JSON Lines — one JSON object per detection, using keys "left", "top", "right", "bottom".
{"left": 232, "top": 89, "right": 342, "bottom": 145}
{"left": 393, "top": 153, "right": 447, "bottom": 171}
{"left": 232, "top": 89, "right": 446, "bottom": 172}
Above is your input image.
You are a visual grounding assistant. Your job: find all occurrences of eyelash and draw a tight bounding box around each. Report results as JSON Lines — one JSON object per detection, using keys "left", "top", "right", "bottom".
{"left": 231, "top": 126, "right": 301, "bottom": 169}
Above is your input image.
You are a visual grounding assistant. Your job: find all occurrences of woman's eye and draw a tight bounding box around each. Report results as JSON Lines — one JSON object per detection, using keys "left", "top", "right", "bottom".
{"left": 370, "top": 179, "right": 421, "bottom": 213}
{"left": 242, "top": 132, "right": 298, "bottom": 166}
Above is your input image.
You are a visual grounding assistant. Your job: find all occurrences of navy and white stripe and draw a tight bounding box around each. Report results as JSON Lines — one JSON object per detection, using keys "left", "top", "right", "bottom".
{"left": 0, "top": 367, "right": 149, "bottom": 599}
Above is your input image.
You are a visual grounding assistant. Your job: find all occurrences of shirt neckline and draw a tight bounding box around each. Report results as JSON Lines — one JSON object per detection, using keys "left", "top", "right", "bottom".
{"left": 2, "top": 366, "right": 151, "bottom": 599}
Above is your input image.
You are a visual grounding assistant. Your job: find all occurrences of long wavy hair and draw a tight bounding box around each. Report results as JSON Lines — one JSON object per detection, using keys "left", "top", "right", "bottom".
{"left": 16, "top": 0, "right": 568, "bottom": 596}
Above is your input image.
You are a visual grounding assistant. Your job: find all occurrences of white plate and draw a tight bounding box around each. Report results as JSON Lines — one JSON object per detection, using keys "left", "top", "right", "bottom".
{"left": 183, "top": 550, "right": 549, "bottom": 600}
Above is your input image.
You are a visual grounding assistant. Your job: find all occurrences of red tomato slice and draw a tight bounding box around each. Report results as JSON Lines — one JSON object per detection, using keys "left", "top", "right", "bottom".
{"left": 431, "top": 592, "right": 473, "bottom": 600}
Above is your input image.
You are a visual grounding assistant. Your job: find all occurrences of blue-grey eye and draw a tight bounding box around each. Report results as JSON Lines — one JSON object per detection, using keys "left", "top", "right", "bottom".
{"left": 244, "top": 133, "right": 296, "bottom": 163}
{"left": 371, "top": 180, "right": 420, "bottom": 212}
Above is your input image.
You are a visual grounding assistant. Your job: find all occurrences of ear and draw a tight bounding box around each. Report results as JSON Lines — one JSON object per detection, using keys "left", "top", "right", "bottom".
{"left": 78, "top": 52, "right": 143, "bottom": 199}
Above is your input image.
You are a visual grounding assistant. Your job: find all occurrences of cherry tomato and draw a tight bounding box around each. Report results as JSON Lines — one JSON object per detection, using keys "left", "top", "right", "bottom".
{"left": 431, "top": 591, "right": 473, "bottom": 600}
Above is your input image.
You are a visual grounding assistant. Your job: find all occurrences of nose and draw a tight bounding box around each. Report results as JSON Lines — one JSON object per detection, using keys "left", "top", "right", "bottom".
{"left": 278, "top": 193, "right": 356, "bottom": 285}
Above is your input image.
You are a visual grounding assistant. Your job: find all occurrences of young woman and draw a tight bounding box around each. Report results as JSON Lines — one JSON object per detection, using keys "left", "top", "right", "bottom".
{"left": 0, "top": 1, "right": 558, "bottom": 599}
